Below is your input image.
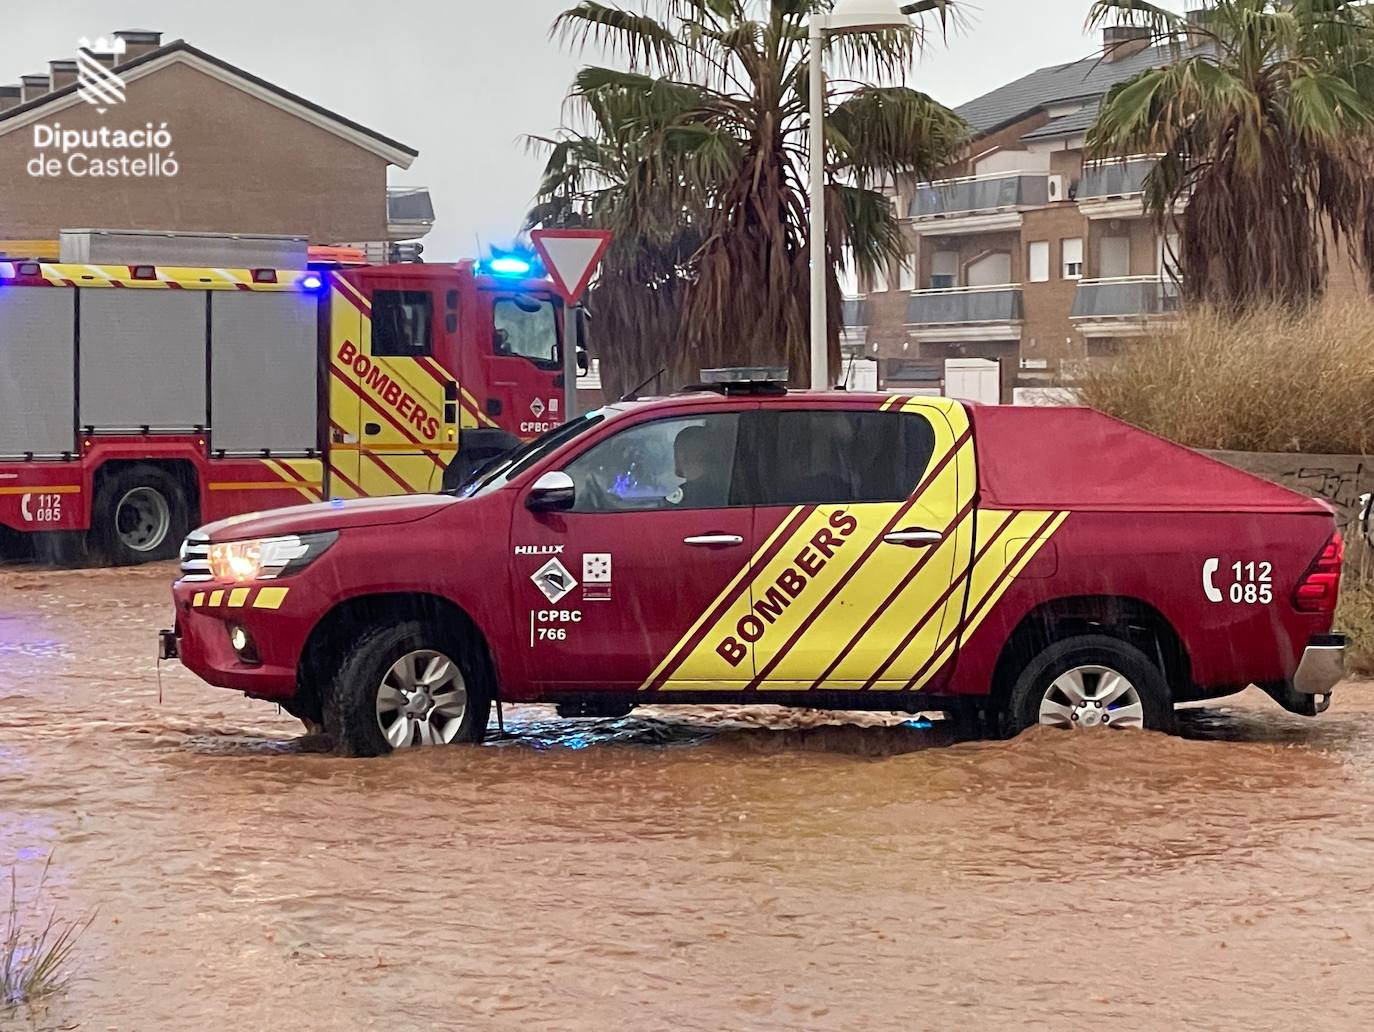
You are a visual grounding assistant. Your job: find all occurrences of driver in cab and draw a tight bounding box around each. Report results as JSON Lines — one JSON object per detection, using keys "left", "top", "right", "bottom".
{"left": 668, "top": 424, "right": 727, "bottom": 508}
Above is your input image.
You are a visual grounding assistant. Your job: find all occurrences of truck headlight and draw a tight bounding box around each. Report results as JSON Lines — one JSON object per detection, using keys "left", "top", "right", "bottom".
{"left": 208, "top": 532, "right": 338, "bottom": 582}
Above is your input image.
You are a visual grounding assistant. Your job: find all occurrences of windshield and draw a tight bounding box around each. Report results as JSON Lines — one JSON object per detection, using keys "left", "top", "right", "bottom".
{"left": 461, "top": 410, "right": 607, "bottom": 497}
{"left": 493, "top": 296, "right": 560, "bottom": 367}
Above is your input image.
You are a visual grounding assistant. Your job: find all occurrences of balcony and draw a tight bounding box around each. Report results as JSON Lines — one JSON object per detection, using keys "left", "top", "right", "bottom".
{"left": 908, "top": 172, "right": 1048, "bottom": 234}
{"left": 1070, "top": 276, "right": 1182, "bottom": 336}
{"left": 906, "top": 284, "right": 1024, "bottom": 342}
{"left": 1078, "top": 157, "right": 1159, "bottom": 218}
{"left": 841, "top": 295, "right": 868, "bottom": 328}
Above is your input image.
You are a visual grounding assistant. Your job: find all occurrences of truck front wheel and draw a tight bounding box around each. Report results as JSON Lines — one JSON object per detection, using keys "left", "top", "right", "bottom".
{"left": 90, "top": 465, "right": 190, "bottom": 566}
{"left": 1006, "top": 635, "right": 1173, "bottom": 736}
{"left": 325, "top": 620, "right": 491, "bottom": 757}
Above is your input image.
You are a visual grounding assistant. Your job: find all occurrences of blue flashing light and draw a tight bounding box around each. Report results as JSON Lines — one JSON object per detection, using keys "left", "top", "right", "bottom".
{"left": 488, "top": 256, "right": 533, "bottom": 277}
{"left": 298, "top": 272, "right": 325, "bottom": 292}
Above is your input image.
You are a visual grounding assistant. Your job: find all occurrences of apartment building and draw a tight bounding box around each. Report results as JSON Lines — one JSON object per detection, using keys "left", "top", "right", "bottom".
{"left": 0, "top": 30, "right": 431, "bottom": 256}
{"left": 848, "top": 25, "right": 1193, "bottom": 401}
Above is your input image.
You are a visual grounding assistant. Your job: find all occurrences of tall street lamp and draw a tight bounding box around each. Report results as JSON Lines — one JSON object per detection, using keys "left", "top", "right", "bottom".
{"left": 809, "top": 0, "right": 911, "bottom": 391}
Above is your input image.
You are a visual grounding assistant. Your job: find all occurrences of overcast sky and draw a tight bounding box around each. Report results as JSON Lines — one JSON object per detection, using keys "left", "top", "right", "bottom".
{"left": 1, "top": 0, "right": 1185, "bottom": 261}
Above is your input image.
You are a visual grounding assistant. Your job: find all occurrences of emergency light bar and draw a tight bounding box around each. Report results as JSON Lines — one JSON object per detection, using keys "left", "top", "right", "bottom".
{"left": 700, "top": 367, "right": 789, "bottom": 385}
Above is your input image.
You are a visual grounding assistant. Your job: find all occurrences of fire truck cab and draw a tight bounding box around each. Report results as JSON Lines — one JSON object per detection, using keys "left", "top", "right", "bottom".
{"left": 0, "top": 230, "right": 569, "bottom": 565}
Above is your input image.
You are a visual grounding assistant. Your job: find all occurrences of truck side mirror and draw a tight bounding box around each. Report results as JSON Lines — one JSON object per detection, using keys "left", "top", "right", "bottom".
{"left": 526, "top": 471, "right": 575, "bottom": 512}
{"left": 575, "top": 307, "right": 591, "bottom": 377}
{"left": 576, "top": 347, "right": 590, "bottom": 377}
{"left": 1360, "top": 492, "right": 1372, "bottom": 546}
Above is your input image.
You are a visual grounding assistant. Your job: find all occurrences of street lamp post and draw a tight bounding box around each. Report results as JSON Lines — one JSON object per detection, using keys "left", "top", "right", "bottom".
{"left": 809, "top": 0, "right": 912, "bottom": 391}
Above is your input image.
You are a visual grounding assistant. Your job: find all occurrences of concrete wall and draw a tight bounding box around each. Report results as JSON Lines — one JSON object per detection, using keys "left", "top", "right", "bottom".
{"left": 0, "top": 59, "right": 391, "bottom": 243}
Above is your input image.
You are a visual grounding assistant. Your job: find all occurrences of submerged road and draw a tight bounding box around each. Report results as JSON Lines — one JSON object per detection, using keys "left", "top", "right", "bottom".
{"left": 1, "top": 563, "right": 1372, "bottom": 1030}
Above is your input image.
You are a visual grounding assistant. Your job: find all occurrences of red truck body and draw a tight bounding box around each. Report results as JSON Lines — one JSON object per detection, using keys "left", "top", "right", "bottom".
{"left": 166, "top": 391, "right": 1346, "bottom": 746}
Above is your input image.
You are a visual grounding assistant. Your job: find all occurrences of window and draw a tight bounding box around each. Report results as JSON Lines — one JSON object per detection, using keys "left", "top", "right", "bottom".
{"left": 563, "top": 414, "right": 741, "bottom": 513}
{"left": 897, "top": 253, "right": 917, "bottom": 292}
{"left": 1100, "top": 236, "right": 1130, "bottom": 278}
{"left": 742, "top": 410, "right": 937, "bottom": 506}
{"left": 372, "top": 290, "right": 433, "bottom": 357}
{"left": 1062, "top": 237, "right": 1084, "bottom": 280}
{"left": 494, "top": 296, "right": 559, "bottom": 367}
{"left": 930, "top": 250, "right": 958, "bottom": 290}
{"left": 871, "top": 261, "right": 891, "bottom": 294}
{"left": 1028, "top": 241, "right": 1050, "bottom": 283}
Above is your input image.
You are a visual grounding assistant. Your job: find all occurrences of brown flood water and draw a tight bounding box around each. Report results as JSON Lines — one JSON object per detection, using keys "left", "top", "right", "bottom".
{"left": 2, "top": 563, "right": 1374, "bottom": 1031}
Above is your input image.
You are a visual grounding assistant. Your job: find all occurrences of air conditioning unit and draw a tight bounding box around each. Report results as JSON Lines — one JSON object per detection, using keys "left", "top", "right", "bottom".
{"left": 1048, "top": 174, "right": 1067, "bottom": 202}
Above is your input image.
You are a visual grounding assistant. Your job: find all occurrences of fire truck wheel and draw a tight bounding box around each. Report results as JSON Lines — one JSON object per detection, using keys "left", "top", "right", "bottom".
{"left": 1006, "top": 635, "right": 1173, "bottom": 736}
{"left": 90, "top": 466, "right": 191, "bottom": 566}
{"left": 325, "top": 620, "right": 491, "bottom": 757}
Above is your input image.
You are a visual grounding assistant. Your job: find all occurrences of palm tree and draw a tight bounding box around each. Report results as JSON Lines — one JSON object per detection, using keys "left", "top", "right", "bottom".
{"left": 530, "top": 0, "right": 967, "bottom": 390}
{"left": 1086, "top": 0, "right": 1374, "bottom": 310}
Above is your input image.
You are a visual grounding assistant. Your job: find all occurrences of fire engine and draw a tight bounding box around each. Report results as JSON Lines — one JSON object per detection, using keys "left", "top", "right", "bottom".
{"left": 0, "top": 229, "right": 574, "bottom": 566}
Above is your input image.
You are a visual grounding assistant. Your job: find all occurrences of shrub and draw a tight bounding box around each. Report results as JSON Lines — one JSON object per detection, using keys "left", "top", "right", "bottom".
{"left": 1076, "top": 302, "right": 1374, "bottom": 455}
{"left": 1, "top": 859, "right": 91, "bottom": 1012}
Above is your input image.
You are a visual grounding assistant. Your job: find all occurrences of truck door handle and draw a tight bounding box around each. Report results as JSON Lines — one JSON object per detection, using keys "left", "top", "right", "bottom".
{"left": 883, "top": 528, "right": 943, "bottom": 547}
{"left": 364, "top": 422, "right": 382, "bottom": 436}
{"left": 684, "top": 534, "right": 744, "bottom": 548}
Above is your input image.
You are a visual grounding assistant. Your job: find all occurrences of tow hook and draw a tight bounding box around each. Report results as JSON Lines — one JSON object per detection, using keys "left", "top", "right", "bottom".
{"left": 158, "top": 628, "right": 179, "bottom": 661}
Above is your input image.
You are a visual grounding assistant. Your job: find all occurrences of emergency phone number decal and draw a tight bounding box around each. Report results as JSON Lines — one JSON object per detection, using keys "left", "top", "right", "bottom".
{"left": 1203, "top": 557, "right": 1274, "bottom": 605}
{"left": 20, "top": 493, "right": 64, "bottom": 523}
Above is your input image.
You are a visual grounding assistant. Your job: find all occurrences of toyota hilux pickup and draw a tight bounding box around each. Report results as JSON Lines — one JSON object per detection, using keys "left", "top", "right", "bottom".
{"left": 162, "top": 378, "right": 1348, "bottom": 755}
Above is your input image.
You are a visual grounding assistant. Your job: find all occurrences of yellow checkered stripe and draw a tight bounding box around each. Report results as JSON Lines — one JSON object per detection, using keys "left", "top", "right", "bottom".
{"left": 37, "top": 263, "right": 303, "bottom": 291}
{"left": 191, "top": 586, "right": 290, "bottom": 611}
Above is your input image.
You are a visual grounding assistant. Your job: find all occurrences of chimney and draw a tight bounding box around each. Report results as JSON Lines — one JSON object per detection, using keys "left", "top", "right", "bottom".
{"left": 0, "top": 85, "right": 21, "bottom": 112}
{"left": 113, "top": 30, "right": 162, "bottom": 62}
{"left": 20, "top": 74, "right": 50, "bottom": 103}
{"left": 1102, "top": 25, "right": 1152, "bottom": 63}
{"left": 1185, "top": 6, "right": 1214, "bottom": 47}
{"left": 49, "top": 59, "right": 78, "bottom": 90}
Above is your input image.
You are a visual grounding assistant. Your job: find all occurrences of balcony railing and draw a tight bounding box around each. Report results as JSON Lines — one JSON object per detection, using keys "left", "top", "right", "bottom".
{"left": 841, "top": 295, "right": 868, "bottom": 328}
{"left": 907, "top": 284, "right": 1024, "bottom": 325}
{"left": 909, "top": 172, "right": 1049, "bottom": 219}
{"left": 1079, "top": 156, "right": 1157, "bottom": 200}
{"left": 1070, "top": 276, "right": 1181, "bottom": 319}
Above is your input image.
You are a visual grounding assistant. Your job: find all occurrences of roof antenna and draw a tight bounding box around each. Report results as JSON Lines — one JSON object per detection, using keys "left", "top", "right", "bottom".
{"left": 842, "top": 350, "right": 857, "bottom": 391}
{"left": 619, "top": 367, "right": 667, "bottom": 402}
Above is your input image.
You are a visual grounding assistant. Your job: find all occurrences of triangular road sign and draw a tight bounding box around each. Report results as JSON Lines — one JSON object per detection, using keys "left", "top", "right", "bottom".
{"left": 531, "top": 229, "right": 612, "bottom": 305}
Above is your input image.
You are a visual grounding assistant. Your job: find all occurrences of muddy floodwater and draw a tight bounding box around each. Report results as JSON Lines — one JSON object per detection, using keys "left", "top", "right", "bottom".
{"left": 2, "top": 564, "right": 1374, "bottom": 1030}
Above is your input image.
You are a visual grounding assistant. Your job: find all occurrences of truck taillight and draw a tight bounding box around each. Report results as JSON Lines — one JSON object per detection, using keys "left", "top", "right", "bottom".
{"left": 1293, "top": 532, "right": 1344, "bottom": 613}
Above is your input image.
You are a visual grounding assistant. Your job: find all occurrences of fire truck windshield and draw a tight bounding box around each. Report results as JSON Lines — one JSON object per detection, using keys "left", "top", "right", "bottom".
{"left": 493, "top": 296, "right": 560, "bottom": 368}
{"left": 460, "top": 411, "right": 606, "bottom": 498}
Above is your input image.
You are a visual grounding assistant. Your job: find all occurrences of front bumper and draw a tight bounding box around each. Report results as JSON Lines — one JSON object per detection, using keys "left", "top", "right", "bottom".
{"left": 165, "top": 580, "right": 307, "bottom": 700}
{"left": 1294, "top": 635, "right": 1347, "bottom": 696}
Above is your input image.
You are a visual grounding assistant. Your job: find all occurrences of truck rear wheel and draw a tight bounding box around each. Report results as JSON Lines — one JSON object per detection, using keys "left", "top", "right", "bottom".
{"left": 1006, "top": 635, "right": 1173, "bottom": 736}
{"left": 324, "top": 620, "right": 491, "bottom": 757}
{"left": 90, "top": 465, "right": 190, "bottom": 566}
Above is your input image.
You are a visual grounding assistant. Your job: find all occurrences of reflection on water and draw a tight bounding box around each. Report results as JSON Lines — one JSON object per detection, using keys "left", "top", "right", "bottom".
{"left": 2, "top": 563, "right": 1374, "bottom": 1030}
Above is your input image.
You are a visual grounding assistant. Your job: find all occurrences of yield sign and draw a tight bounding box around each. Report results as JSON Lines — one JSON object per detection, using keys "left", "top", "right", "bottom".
{"left": 531, "top": 228, "right": 612, "bottom": 305}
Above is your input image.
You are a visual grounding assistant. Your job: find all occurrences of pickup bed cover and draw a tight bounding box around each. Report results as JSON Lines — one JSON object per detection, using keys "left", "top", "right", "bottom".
{"left": 969, "top": 406, "right": 1327, "bottom": 515}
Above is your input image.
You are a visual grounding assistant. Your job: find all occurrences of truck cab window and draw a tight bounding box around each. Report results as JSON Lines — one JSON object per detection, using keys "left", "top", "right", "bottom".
{"left": 563, "top": 414, "right": 742, "bottom": 513}
{"left": 372, "top": 290, "right": 433, "bottom": 357}
{"left": 743, "top": 410, "right": 937, "bottom": 506}
{"left": 493, "top": 296, "right": 559, "bottom": 367}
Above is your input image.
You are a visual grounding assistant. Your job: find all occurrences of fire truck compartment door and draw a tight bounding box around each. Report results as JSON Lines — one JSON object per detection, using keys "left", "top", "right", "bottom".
{"left": 210, "top": 292, "right": 319, "bottom": 455}
{"left": 0, "top": 289, "right": 75, "bottom": 459}
{"left": 352, "top": 284, "right": 446, "bottom": 498}
{"left": 79, "top": 290, "right": 206, "bottom": 432}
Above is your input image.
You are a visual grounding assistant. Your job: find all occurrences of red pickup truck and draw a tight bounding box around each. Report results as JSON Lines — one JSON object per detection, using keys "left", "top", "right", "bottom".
{"left": 163, "top": 381, "right": 1347, "bottom": 755}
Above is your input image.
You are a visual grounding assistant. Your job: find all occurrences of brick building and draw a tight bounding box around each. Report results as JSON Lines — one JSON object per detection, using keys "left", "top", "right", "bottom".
{"left": 0, "top": 30, "right": 431, "bottom": 259}
{"left": 844, "top": 22, "right": 1370, "bottom": 402}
